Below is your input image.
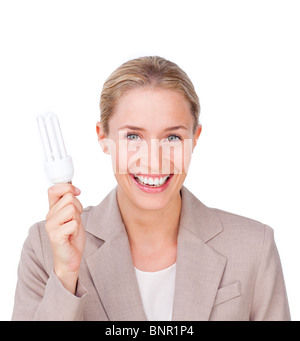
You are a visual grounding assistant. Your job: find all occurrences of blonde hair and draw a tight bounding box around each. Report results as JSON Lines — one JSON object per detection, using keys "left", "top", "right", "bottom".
{"left": 100, "top": 56, "right": 200, "bottom": 135}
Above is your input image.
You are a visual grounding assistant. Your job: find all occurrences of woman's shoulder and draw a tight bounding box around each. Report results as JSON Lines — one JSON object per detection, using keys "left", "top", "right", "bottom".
{"left": 209, "top": 206, "right": 275, "bottom": 255}
{"left": 182, "top": 186, "right": 272, "bottom": 241}
{"left": 213, "top": 207, "right": 269, "bottom": 232}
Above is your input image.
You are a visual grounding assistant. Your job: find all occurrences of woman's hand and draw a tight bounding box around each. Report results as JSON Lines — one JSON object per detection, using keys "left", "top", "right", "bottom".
{"left": 45, "top": 183, "right": 86, "bottom": 294}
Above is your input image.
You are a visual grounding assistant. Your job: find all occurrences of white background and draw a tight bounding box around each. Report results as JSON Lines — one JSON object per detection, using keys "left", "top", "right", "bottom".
{"left": 0, "top": 0, "right": 299, "bottom": 320}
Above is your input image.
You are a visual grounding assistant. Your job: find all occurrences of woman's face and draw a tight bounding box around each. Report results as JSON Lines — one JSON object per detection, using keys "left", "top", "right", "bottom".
{"left": 97, "top": 87, "right": 202, "bottom": 211}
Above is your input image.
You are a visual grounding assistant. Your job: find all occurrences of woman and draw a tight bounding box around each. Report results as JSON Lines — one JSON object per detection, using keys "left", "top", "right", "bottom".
{"left": 12, "top": 56, "right": 290, "bottom": 321}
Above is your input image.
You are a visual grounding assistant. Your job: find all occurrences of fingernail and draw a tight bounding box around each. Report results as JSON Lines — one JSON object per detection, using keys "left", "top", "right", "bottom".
{"left": 75, "top": 187, "right": 81, "bottom": 195}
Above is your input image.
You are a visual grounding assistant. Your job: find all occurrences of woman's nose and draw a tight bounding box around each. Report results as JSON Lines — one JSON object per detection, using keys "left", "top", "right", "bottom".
{"left": 147, "top": 139, "right": 174, "bottom": 174}
{"left": 148, "top": 139, "right": 161, "bottom": 174}
{"left": 131, "top": 139, "right": 163, "bottom": 174}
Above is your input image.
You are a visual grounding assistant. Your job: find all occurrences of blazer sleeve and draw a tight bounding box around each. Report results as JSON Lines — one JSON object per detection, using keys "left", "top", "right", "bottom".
{"left": 250, "top": 225, "right": 291, "bottom": 321}
{"left": 11, "top": 223, "right": 88, "bottom": 321}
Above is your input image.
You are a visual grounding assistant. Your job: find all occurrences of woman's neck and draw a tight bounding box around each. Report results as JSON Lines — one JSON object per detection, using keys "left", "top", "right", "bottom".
{"left": 116, "top": 187, "right": 182, "bottom": 271}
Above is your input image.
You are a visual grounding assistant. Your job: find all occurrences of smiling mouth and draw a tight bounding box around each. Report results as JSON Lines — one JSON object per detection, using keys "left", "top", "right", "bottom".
{"left": 132, "top": 174, "right": 172, "bottom": 187}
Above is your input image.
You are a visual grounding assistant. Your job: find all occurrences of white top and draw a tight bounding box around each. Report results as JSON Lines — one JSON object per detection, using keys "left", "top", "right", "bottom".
{"left": 134, "top": 263, "right": 176, "bottom": 321}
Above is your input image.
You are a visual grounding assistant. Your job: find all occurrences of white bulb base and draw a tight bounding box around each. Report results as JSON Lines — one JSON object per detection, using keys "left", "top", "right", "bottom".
{"left": 44, "top": 155, "right": 74, "bottom": 184}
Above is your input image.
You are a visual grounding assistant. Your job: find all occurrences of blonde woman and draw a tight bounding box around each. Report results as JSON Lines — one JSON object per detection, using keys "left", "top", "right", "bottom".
{"left": 12, "top": 56, "right": 290, "bottom": 321}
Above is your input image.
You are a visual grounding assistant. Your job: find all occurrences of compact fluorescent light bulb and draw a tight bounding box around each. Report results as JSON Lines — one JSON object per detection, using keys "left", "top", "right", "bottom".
{"left": 37, "top": 112, "right": 74, "bottom": 184}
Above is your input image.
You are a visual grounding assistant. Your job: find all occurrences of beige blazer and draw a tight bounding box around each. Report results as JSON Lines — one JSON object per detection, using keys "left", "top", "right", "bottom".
{"left": 12, "top": 186, "right": 290, "bottom": 321}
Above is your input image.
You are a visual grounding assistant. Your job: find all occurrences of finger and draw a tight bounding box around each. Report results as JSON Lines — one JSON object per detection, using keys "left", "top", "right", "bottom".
{"left": 48, "top": 183, "right": 81, "bottom": 208}
{"left": 47, "top": 192, "right": 83, "bottom": 220}
{"left": 46, "top": 204, "right": 82, "bottom": 232}
{"left": 48, "top": 219, "right": 79, "bottom": 245}
{"left": 69, "top": 221, "right": 83, "bottom": 242}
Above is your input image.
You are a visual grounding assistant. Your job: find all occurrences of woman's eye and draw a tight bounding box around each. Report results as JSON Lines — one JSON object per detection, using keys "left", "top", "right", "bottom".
{"left": 126, "top": 133, "right": 141, "bottom": 140}
{"left": 166, "top": 135, "right": 181, "bottom": 142}
{"left": 126, "top": 133, "right": 181, "bottom": 142}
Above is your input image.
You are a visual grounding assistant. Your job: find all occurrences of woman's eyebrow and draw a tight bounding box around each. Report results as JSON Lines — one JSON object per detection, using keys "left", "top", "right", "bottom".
{"left": 118, "top": 125, "right": 188, "bottom": 131}
{"left": 164, "top": 125, "right": 188, "bottom": 131}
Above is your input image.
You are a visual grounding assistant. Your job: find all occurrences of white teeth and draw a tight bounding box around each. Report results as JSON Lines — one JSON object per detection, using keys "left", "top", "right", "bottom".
{"left": 134, "top": 174, "right": 170, "bottom": 187}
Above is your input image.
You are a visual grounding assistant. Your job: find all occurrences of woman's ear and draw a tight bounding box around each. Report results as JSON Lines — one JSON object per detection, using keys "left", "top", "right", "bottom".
{"left": 192, "top": 124, "right": 202, "bottom": 152}
{"left": 96, "top": 121, "right": 110, "bottom": 154}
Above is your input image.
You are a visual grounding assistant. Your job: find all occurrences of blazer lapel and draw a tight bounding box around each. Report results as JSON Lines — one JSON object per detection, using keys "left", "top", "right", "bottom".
{"left": 84, "top": 185, "right": 226, "bottom": 321}
{"left": 84, "top": 187, "right": 146, "bottom": 321}
{"left": 172, "top": 187, "right": 227, "bottom": 321}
